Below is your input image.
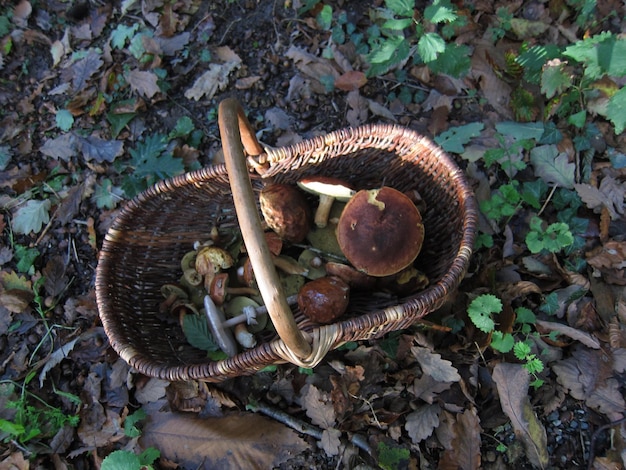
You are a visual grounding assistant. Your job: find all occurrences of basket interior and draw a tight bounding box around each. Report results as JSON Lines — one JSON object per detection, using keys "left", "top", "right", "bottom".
{"left": 96, "top": 124, "right": 476, "bottom": 380}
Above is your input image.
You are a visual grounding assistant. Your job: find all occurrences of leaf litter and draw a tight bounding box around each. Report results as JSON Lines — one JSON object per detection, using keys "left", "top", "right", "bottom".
{"left": 0, "top": 0, "right": 625, "bottom": 469}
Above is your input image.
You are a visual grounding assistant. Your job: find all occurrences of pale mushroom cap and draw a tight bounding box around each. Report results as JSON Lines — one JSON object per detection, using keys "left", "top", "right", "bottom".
{"left": 297, "top": 177, "right": 355, "bottom": 201}
{"left": 336, "top": 187, "right": 424, "bottom": 277}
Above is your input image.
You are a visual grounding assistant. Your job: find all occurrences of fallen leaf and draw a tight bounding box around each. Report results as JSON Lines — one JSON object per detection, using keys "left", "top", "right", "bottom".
{"left": 127, "top": 70, "right": 161, "bottom": 99}
{"left": 184, "top": 60, "right": 241, "bottom": 101}
{"left": 301, "top": 384, "right": 335, "bottom": 429}
{"left": 285, "top": 45, "right": 340, "bottom": 95}
{"left": 410, "top": 374, "right": 454, "bottom": 403}
{"left": 0, "top": 452, "right": 29, "bottom": 470}
{"left": 367, "top": 98, "right": 397, "bottom": 122}
{"left": 12, "top": 1, "right": 32, "bottom": 28}
{"left": 135, "top": 378, "right": 168, "bottom": 404}
{"left": 535, "top": 319, "right": 601, "bottom": 349}
{"left": 346, "top": 90, "right": 368, "bottom": 127}
{"left": 334, "top": 70, "right": 367, "bottom": 91}
{"left": 470, "top": 42, "right": 513, "bottom": 118}
{"left": 530, "top": 145, "right": 575, "bottom": 189}
{"left": 320, "top": 428, "right": 342, "bottom": 456}
{"left": 40, "top": 134, "right": 78, "bottom": 161}
{"left": 69, "top": 50, "right": 103, "bottom": 92}
{"left": 586, "top": 241, "right": 626, "bottom": 285}
{"left": 405, "top": 404, "right": 440, "bottom": 444}
{"left": 438, "top": 407, "right": 482, "bottom": 470}
{"left": 235, "top": 75, "right": 261, "bottom": 90}
{"left": 575, "top": 177, "right": 625, "bottom": 220}
{"left": 140, "top": 409, "right": 309, "bottom": 469}
{"left": 492, "top": 362, "right": 549, "bottom": 469}
{"left": 42, "top": 255, "right": 68, "bottom": 297}
{"left": 412, "top": 346, "right": 461, "bottom": 383}
{"left": 78, "top": 135, "right": 124, "bottom": 163}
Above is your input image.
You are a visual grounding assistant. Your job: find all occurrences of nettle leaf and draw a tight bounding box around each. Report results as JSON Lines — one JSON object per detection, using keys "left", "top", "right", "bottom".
{"left": 435, "top": 122, "right": 484, "bottom": 154}
{"left": 530, "top": 145, "right": 575, "bottom": 189}
{"left": 467, "top": 294, "right": 502, "bottom": 333}
{"left": 385, "top": 0, "right": 414, "bottom": 17}
{"left": 12, "top": 199, "right": 52, "bottom": 235}
{"left": 418, "top": 32, "right": 445, "bottom": 63}
{"left": 427, "top": 43, "right": 471, "bottom": 77}
{"left": 56, "top": 109, "right": 74, "bottom": 132}
{"left": 540, "top": 60, "right": 572, "bottom": 99}
{"left": 424, "top": 0, "right": 457, "bottom": 24}
{"left": 606, "top": 86, "right": 626, "bottom": 135}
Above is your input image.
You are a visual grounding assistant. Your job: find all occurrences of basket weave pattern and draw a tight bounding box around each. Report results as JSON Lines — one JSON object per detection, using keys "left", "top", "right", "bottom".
{"left": 96, "top": 124, "right": 478, "bottom": 382}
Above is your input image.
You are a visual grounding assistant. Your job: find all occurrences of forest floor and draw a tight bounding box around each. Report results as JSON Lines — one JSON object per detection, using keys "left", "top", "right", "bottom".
{"left": 1, "top": 1, "right": 625, "bottom": 469}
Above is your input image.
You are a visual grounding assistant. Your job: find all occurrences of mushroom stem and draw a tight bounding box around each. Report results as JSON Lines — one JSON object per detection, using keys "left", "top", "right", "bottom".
{"left": 313, "top": 195, "right": 335, "bottom": 228}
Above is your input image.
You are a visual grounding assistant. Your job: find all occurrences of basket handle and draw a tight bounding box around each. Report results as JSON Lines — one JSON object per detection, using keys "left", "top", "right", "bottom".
{"left": 218, "top": 98, "right": 312, "bottom": 360}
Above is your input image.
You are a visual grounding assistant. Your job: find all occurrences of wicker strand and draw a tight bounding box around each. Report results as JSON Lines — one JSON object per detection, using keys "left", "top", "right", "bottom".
{"left": 272, "top": 326, "right": 341, "bottom": 369}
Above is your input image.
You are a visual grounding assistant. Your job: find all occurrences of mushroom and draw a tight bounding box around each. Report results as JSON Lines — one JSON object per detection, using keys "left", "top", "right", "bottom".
{"left": 336, "top": 186, "right": 425, "bottom": 277}
{"left": 159, "top": 283, "right": 189, "bottom": 314}
{"left": 297, "top": 276, "right": 350, "bottom": 324}
{"left": 298, "top": 249, "right": 327, "bottom": 280}
{"left": 225, "top": 296, "right": 268, "bottom": 333}
{"left": 297, "top": 177, "right": 355, "bottom": 228}
{"left": 195, "top": 246, "right": 235, "bottom": 291}
{"left": 203, "top": 295, "right": 260, "bottom": 357}
{"left": 209, "top": 272, "right": 260, "bottom": 305}
{"left": 259, "top": 183, "right": 311, "bottom": 243}
{"left": 378, "top": 266, "right": 429, "bottom": 296}
{"left": 325, "top": 261, "right": 376, "bottom": 290}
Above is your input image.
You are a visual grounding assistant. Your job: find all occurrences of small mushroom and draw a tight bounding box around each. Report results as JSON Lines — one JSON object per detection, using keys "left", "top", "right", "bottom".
{"left": 298, "top": 249, "right": 327, "bottom": 280}
{"left": 336, "top": 186, "right": 425, "bottom": 277}
{"left": 209, "top": 272, "right": 260, "bottom": 305}
{"left": 204, "top": 295, "right": 263, "bottom": 357}
{"left": 159, "top": 284, "right": 189, "bottom": 314}
{"left": 259, "top": 183, "right": 311, "bottom": 243}
{"left": 325, "top": 261, "right": 376, "bottom": 290}
{"left": 225, "top": 296, "right": 268, "bottom": 333}
{"left": 196, "top": 246, "right": 235, "bottom": 291}
{"left": 297, "top": 177, "right": 355, "bottom": 228}
{"left": 297, "top": 276, "right": 350, "bottom": 324}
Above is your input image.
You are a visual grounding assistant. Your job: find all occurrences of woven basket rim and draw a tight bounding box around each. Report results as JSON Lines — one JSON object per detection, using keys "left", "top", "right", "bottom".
{"left": 95, "top": 123, "right": 478, "bottom": 381}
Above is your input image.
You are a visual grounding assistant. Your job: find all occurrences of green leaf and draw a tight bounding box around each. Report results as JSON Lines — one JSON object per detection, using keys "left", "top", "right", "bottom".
{"left": 517, "top": 44, "right": 562, "bottom": 84}
{"left": 124, "top": 408, "right": 146, "bottom": 438}
{"left": 568, "top": 110, "right": 587, "bottom": 129}
{"left": 56, "top": 109, "right": 74, "bottom": 132}
{"left": 101, "top": 450, "right": 141, "bottom": 470}
{"left": 564, "top": 32, "right": 626, "bottom": 79}
{"left": 491, "top": 331, "right": 515, "bottom": 353}
{"left": 169, "top": 116, "right": 195, "bottom": 139}
{"left": 606, "top": 86, "right": 626, "bottom": 135}
{"left": 377, "top": 442, "right": 411, "bottom": 470}
{"left": 418, "top": 32, "right": 446, "bottom": 63}
{"left": 107, "top": 111, "right": 136, "bottom": 139}
{"left": 424, "top": 0, "right": 457, "bottom": 24}
{"left": 382, "top": 18, "right": 413, "bottom": 30}
{"left": 495, "top": 121, "right": 544, "bottom": 141}
{"left": 94, "top": 178, "right": 123, "bottom": 209}
{"left": 110, "top": 23, "right": 140, "bottom": 49}
{"left": 14, "top": 245, "right": 39, "bottom": 273}
{"left": 426, "top": 42, "right": 471, "bottom": 77}
{"left": 316, "top": 4, "right": 332, "bottom": 30}
{"left": 434, "top": 122, "right": 484, "bottom": 153}
{"left": 520, "top": 179, "right": 548, "bottom": 209}
{"left": 524, "top": 356, "right": 544, "bottom": 374}
{"left": 0, "top": 144, "right": 12, "bottom": 171}
{"left": 12, "top": 199, "right": 51, "bottom": 235}
{"left": 540, "top": 61, "right": 572, "bottom": 99}
{"left": 530, "top": 145, "right": 575, "bottom": 189}
{"left": 513, "top": 341, "right": 531, "bottom": 360}
{"left": 514, "top": 307, "right": 536, "bottom": 325}
{"left": 385, "top": 0, "right": 414, "bottom": 17}
{"left": 139, "top": 447, "right": 160, "bottom": 466}
{"left": 182, "top": 313, "right": 219, "bottom": 352}
{"left": 467, "top": 294, "right": 502, "bottom": 333}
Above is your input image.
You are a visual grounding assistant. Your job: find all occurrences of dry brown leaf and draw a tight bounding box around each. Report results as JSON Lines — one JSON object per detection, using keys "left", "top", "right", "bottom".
{"left": 135, "top": 378, "right": 168, "bottom": 404}
{"left": 127, "top": 70, "right": 161, "bottom": 99}
{"left": 346, "top": 90, "right": 368, "bottom": 127}
{"left": 301, "top": 383, "right": 336, "bottom": 429}
{"left": 12, "top": 1, "right": 32, "bottom": 28}
{"left": 492, "top": 363, "right": 549, "bottom": 469}
{"left": 184, "top": 47, "right": 241, "bottom": 101}
{"left": 586, "top": 241, "right": 626, "bottom": 285}
{"left": 320, "top": 428, "right": 342, "bottom": 456}
{"left": 411, "top": 373, "right": 454, "bottom": 403}
{"left": 335, "top": 70, "right": 367, "bottom": 91}
{"left": 535, "top": 319, "right": 601, "bottom": 349}
{"left": 235, "top": 75, "right": 261, "bottom": 90}
{"left": 285, "top": 45, "right": 340, "bottom": 95}
{"left": 140, "top": 410, "right": 309, "bottom": 469}
{"left": 0, "top": 451, "right": 29, "bottom": 470}
{"left": 412, "top": 346, "right": 461, "bottom": 383}
{"left": 405, "top": 404, "right": 440, "bottom": 444}
{"left": 575, "top": 177, "right": 625, "bottom": 220}
{"left": 470, "top": 41, "right": 513, "bottom": 118}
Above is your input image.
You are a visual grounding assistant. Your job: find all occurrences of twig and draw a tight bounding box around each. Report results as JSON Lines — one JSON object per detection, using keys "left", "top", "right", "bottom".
{"left": 587, "top": 415, "right": 626, "bottom": 470}
{"left": 248, "top": 399, "right": 373, "bottom": 456}
{"left": 537, "top": 185, "right": 557, "bottom": 217}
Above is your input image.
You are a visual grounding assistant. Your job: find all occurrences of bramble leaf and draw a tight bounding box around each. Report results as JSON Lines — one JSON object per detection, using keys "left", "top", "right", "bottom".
{"left": 418, "top": 32, "right": 445, "bottom": 63}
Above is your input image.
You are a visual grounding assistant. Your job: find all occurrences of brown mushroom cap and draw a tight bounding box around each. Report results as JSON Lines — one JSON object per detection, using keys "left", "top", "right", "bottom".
{"left": 336, "top": 186, "right": 424, "bottom": 277}
{"left": 297, "top": 276, "right": 350, "bottom": 324}
{"left": 260, "top": 184, "right": 311, "bottom": 243}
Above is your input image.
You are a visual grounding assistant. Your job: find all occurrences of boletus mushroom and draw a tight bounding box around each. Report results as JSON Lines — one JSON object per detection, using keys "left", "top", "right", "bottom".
{"left": 297, "top": 176, "right": 355, "bottom": 228}
{"left": 297, "top": 276, "right": 350, "bottom": 324}
{"left": 336, "top": 186, "right": 424, "bottom": 277}
{"left": 259, "top": 183, "right": 311, "bottom": 243}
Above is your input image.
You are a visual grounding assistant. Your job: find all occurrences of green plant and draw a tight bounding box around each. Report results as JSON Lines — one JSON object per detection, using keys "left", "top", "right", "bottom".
{"left": 100, "top": 408, "right": 160, "bottom": 469}
{"left": 525, "top": 216, "right": 574, "bottom": 254}
{"left": 0, "top": 372, "right": 80, "bottom": 445}
{"left": 467, "top": 295, "right": 545, "bottom": 389}
{"left": 365, "top": 0, "right": 471, "bottom": 78}
{"left": 377, "top": 441, "right": 411, "bottom": 470}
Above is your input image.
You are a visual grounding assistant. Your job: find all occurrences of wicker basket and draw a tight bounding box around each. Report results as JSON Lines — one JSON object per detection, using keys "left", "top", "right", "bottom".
{"left": 95, "top": 98, "right": 478, "bottom": 382}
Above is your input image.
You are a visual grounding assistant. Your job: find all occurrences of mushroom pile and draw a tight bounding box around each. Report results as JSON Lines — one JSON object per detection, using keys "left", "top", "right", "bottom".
{"left": 160, "top": 178, "right": 428, "bottom": 357}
